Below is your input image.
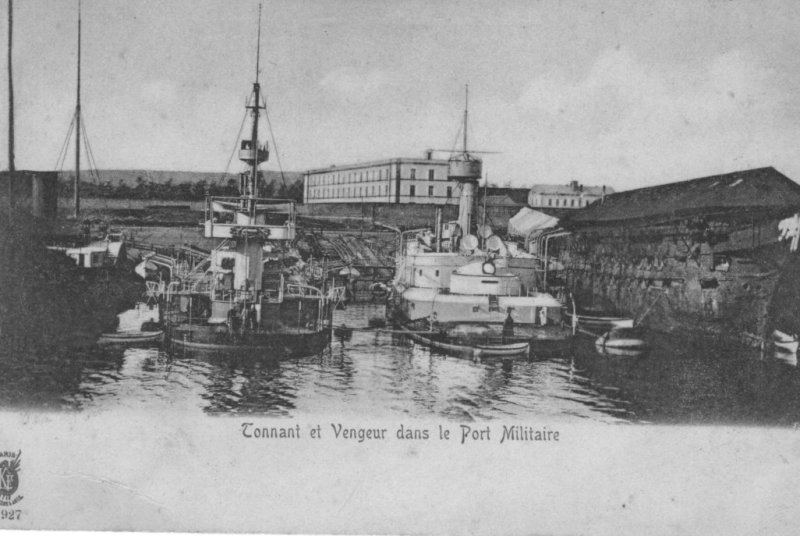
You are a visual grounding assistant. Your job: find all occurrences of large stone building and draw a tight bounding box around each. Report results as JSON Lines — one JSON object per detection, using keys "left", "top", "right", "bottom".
{"left": 528, "top": 180, "right": 611, "bottom": 209}
{"left": 303, "top": 152, "right": 459, "bottom": 205}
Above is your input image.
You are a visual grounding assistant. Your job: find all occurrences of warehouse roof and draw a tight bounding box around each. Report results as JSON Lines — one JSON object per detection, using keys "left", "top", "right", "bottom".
{"left": 563, "top": 167, "right": 800, "bottom": 227}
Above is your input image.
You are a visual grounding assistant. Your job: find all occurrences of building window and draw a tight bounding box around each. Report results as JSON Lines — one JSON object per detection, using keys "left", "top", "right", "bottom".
{"left": 447, "top": 186, "right": 452, "bottom": 198}
{"left": 548, "top": 199, "right": 552, "bottom": 206}
{"left": 410, "top": 185, "right": 416, "bottom": 196}
{"left": 428, "top": 185, "right": 434, "bottom": 196}
{"left": 428, "top": 169, "right": 434, "bottom": 180}
{"left": 571, "top": 199, "right": 575, "bottom": 207}
{"left": 410, "top": 168, "right": 416, "bottom": 179}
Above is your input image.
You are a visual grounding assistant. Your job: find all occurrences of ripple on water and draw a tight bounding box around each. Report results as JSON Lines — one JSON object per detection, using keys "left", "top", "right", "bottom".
{"left": 4, "top": 303, "right": 800, "bottom": 423}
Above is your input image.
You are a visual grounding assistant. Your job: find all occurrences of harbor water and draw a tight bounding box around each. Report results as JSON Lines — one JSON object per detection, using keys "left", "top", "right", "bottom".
{"left": 2, "top": 302, "right": 800, "bottom": 425}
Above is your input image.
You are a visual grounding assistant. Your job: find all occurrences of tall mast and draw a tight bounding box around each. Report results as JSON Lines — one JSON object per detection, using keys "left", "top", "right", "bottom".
{"left": 246, "top": 3, "right": 263, "bottom": 206}
{"left": 462, "top": 84, "right": 468, "bottom": 154}
{"left": 73, "top": 0, "right": 81, "bottom": 218}
{"left": 7, "top": 0, "right": 15, "bottom": 174}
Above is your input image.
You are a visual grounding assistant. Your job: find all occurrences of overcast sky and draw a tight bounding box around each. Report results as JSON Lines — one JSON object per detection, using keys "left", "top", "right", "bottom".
{"left": 2, "top": 0, "right": 800, "bottom": 191}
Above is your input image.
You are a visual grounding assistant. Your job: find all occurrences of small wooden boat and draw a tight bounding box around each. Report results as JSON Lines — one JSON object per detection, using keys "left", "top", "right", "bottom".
{"left": 399, "top": 326, "right": 529, "bottom": 358}
{"left": 170, "top": 329, "right": 330, "bottom": 357}
{"left": 595, "top": 328, "right": 648, "bottom": 356}
{"left": 98, "top": 330, "right": 164, "bottom": 344}
{"left": 565, "top": 310, "right": 634, "bottom": 332}
{"left": 475, "top": 341, "right": 531, "bottom": 356}
{"left": 773, "top": 330, "right": 799, "bottom": 354}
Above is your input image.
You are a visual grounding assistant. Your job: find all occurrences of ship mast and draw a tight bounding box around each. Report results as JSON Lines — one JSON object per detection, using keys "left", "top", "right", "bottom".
{"left": 7, "top": 0, "right": 15, "bottom": 174}
{"left": 447, "top": 84, "right": 482, "bottom": 238}
{"left": 244, "top": 3, "right": 265, "bottom": 213}
{"left": 73, "top": 0, "right": 82, "bottom": 218}
{"left": 463, "top": 84, "right": 468, "bottom": 154}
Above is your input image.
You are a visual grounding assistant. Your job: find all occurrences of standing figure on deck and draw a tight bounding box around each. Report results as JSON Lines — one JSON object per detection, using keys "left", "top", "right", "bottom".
{"left": 503, "top": 308, "right": 515, "bottom": 342}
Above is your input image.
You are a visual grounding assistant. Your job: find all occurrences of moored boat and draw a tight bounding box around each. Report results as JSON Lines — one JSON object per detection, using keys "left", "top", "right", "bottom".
{"left": 595, "top": 328, "right": 648, "bottom": 356}
{"left": 97, "top": 330, "right": 164, "bottom": 345}
{"left": 399, "top": 325, "right": 529, "bottom": 359}
{"left": 563, "top": 309, "right": 634, "bottom": 332}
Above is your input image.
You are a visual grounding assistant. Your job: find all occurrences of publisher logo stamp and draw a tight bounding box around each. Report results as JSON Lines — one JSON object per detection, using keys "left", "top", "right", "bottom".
{"left": 0, "top": 451, "right": 23, "bottom": 507}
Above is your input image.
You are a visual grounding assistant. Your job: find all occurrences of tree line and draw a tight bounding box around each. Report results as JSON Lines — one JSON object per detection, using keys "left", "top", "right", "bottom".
{"left": 57, "top": 174, "right": 305, "bottom": 203}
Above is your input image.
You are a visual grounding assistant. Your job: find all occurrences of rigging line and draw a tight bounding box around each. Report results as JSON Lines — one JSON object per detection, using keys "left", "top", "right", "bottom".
{"left": 262, "top": 93, "right": 287, "bottom": 188}
{"left": 221, "top": 107, "right": 250, "bottom": 180}
{"left": 450, "top": 123, "right": 463, "bottom": 155}
{"left": 79, "top": 110, "right": 102, "bottom": 183}
{"left": 54, "top": 113, "right": 77, "bottom": 170}
{"left": 82, "top": 126, "right": 100, "bottom": 184}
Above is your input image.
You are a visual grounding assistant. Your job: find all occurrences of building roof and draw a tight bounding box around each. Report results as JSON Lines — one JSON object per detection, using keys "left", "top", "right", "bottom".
{"left": 305, "top": 157, "right": 449, "bottom": 175}
{"left": 529, "top": 183, "right": 609, "bottom": 196}
{"left": 484, "top": 187, "right": 529, "bottom": 205}
{"left": 563, "top": 167, "right": 800, "bottom": 227}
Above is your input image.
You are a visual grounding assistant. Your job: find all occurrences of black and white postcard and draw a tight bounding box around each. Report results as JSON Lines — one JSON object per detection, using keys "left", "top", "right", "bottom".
{"left": 2, "top": 1, "right": 800, "bottom": 534}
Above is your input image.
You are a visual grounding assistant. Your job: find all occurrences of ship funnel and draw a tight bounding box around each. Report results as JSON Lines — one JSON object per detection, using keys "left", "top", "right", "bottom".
{"left": 448, "top": 153, "right": 482, "bottom": 236}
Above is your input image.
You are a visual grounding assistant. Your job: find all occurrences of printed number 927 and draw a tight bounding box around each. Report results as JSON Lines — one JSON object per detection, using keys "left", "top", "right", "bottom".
{"left": 1, "top": 509, "right": 21, "bottom": 520}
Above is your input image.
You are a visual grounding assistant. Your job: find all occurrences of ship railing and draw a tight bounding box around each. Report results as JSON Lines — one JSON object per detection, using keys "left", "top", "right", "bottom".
{"left": 177, "top": 279, "right": 211, "bottom": 294}
{"left": 144, "top": 280, "right": 182, "bottom": 301}
{"left": 326, "top": 286, "right": 347, "bottom": 302}
{"left": 186, "top": 239, "right": 232, "bottom": 291}
{"left": 212, "top": 288, "right": 257, "bottom": 302}
{"left": 285, "top": 283, "right": 325, "bottom": 299}
{"left": 398, "top": 228, "right": 430, "bottom": 256}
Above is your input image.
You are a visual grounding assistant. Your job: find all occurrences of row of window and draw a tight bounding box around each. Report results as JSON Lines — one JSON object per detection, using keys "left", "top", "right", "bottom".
{"left": 309, "top": 184, "right": 390, "bottom": 199}
{"left": 307, "top": 167, "right": 439, "bottom": 186}
{"left": 309, "top": 184, "right": 453, "bottom": 200}
{"left": 409, "top": 185, "right": 452, "bottom": 197}
{"left": 535, "top": 197, "right": 591, "bottom": 208}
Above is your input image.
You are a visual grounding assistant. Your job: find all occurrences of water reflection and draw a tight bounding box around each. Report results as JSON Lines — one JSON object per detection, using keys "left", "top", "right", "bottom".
{"left": 1, "top": 303, "right": 800, "bottom": 424}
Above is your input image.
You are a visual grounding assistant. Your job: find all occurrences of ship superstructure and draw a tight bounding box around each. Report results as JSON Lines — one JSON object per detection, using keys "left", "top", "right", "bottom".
{"left": 388, "top": 89, "right": 570, "bottom": 352}
{"left": 149, "top": 7, "right": 341, "bottom": 355}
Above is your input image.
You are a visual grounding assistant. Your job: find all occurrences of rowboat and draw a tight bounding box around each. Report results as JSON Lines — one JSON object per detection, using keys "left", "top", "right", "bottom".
{"left": 595, "top": 328, "right": 648, "bottom": 356}
{"left": 169, "top": 328, "right": 330, "bottom": 358}
{"left": 97, "top": 330, "right": 164, "bottom": 344}
{"left": 564, "top": 310, "right": 634, "bottom": 332}
{"left": 399, "top": 326, "right": 529, "bottom": 358}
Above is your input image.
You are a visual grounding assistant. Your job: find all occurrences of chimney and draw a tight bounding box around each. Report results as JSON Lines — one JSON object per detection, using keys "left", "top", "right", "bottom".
{"left": 570, "top": 180, "right": 578, "bottom": 191}
{"left": 601, "top": 185, "right": 606, "bottom": 204}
